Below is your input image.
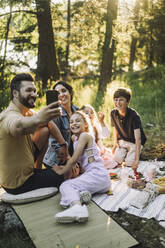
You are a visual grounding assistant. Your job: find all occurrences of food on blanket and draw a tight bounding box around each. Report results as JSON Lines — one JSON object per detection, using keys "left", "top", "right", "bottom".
{"left": 127, "top": 178, "right": 146, "bottom": 190}
{"left": 133, "top": 169, "right": 143, "bottom": 180}
{"left": 109, "top": 172, "right": 118, "bottom": 179}
{"left": 147, "top": 168, "right": 156, "bottom": 180}
{"left": 153, "top": 177, "right": 165, "bottom": 187}
{"left": 155, "top": 144, "right": 165, "bottom": 159}
{"left": 107, "top": 188, "right": 113, "bottom": 195}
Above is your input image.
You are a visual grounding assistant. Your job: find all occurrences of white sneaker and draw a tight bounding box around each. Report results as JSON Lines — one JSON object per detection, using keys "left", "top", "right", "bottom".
{"left": 80, "top": 191, "right": 92, "bottom": 205}
{"left": 55, "top": 204, "right": 89, "bottom": 223}
{"left": 130, "top": 183, "right": 159, "bottom": 209}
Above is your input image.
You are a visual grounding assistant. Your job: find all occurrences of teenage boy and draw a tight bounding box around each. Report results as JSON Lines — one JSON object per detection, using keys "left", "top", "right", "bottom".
{"left": 111, "top": 87, "right": 146, "bottom": 170}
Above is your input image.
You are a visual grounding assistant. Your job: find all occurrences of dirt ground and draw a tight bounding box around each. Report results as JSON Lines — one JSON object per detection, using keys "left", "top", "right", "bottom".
{"left": 0, "top": 127, "right": 165, "bottom": 248}
{"left": 109, "top": 210, "right": 165, "bottom": 248}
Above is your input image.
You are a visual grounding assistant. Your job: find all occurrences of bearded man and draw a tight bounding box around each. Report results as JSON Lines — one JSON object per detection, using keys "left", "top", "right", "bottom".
{"left": 0, "top": 73, "right": 68, "bottom": 194}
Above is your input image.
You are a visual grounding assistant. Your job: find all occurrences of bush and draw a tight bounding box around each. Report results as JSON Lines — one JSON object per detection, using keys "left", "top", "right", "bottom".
{"left": 125, "top": 65, "right": 165, "bottom": 126}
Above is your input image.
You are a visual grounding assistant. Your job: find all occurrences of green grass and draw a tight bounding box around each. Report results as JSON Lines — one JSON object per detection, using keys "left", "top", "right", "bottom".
{"left": 0, "top": 230, "right": 34, "bottom": 248}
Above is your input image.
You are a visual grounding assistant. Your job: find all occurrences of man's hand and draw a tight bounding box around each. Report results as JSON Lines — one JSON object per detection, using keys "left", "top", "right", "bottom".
{"left": 37, "top": 101, "right": 61, "bottom": 124}
{"left": 58, "top": 145, "right": 68, "bottom": 164}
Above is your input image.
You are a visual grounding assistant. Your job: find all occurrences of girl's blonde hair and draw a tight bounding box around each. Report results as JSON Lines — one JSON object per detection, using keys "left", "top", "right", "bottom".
{"left": 71, "top": 110, "right": 94, "bottom": 135}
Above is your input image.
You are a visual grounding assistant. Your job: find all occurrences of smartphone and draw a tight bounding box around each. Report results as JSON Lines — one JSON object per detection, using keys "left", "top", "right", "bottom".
{"left": 46, "top": 90, "right": 59, "bottom": 105}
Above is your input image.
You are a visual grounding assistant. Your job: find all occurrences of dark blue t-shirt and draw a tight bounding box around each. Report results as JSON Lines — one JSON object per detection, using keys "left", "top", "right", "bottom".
{"left": 111, "top": 107, "right": 146, "bottom": 145}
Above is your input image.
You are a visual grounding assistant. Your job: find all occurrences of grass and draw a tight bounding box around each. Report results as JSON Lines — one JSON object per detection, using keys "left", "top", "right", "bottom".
{"left": 0, "top": 229, "right": 34, "bottom": 248}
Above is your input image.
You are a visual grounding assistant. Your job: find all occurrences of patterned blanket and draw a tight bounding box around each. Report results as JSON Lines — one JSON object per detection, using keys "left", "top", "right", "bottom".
{"left": 93, "top": 161, "right": 165, "bottom": 228}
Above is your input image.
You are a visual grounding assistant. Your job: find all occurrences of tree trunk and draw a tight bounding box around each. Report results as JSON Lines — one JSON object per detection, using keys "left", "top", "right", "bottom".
{"left": 129, "top": 37, "right": 137, "bottom": 71}
{"left": 64, "top": 0, "right": 71, "bottom": 78}
{"left": 148, "top": 0, "right": 154, "bottom": 68}
{"left": 35, "top": 0, "right": 60, "bottom": 90}
{"left": 98, "top": 0, "right": 118, "bottom": 95}
{"left": 0, "top": 3, "right": 12, "bottom": 90}
{"left": 129, "top": 0, "right": 140, "bottom": 71}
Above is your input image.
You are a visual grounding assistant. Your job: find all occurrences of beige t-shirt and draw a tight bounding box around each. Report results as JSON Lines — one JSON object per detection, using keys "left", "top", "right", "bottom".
{"left": 0, "top": 102, "right": 35, "bottom": 189}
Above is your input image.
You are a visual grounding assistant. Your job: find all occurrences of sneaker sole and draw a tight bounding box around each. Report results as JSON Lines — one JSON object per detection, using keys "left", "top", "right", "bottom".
{"left": 60, "top": 205, "right": 69, "bottom": 209}
{"left": 55, "top": 216, "right": 88, "bottom": 223}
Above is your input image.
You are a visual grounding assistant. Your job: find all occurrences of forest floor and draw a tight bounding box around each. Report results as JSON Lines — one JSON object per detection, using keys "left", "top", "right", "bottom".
{"left": 0, "top": 126, "right": 165, "bottom": 248}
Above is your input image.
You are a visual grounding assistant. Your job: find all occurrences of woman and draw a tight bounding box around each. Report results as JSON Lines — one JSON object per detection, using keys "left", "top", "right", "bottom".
{"left": 43, "top": 81, "right": 79, "bottom": 167}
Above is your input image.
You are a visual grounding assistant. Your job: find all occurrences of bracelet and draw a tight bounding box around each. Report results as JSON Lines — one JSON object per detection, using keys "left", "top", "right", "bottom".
{"left": 59, "top": 141, "right": 68, "bottom": 147}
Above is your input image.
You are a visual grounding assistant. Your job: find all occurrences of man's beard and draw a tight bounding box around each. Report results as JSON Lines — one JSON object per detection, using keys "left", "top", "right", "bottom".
{"left": 19, "top": 92, "right": 36, "bottom": 108}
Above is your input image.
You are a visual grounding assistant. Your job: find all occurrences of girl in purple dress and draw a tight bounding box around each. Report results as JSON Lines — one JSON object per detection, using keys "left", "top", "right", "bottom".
{"left": 53, "top": 110, "right": 111, "bottom": 223}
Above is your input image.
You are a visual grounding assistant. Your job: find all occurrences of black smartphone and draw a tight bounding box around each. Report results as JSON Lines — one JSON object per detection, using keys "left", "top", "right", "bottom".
{"left": 46, "top": 90, "right": 59, "bottom": 105}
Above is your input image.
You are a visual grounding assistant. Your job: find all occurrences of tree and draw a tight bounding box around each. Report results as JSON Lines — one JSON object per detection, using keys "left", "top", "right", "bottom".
{"left": 128, "top": 0, "right": 141, "bottom": 71}
{"left": 0, "top": 2, "right": 12, "bottom": 90}
{"left": 64, "top": 0, "right": 71, "bottom": 78}
{"left": 151, "top": 0, "right": 165, "bottom": 65}
{"left": 35, "top": 0, "right": 60, "bottom": 91}
{"left": 95, "top": 0, "right": 118, "bottom": 108}
{"left": 136, "top": 0, "right": 165, "bottom": 68}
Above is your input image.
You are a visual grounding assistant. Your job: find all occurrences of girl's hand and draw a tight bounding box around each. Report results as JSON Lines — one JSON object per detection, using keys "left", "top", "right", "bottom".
{"left": 58, "top": 145, "right": 68, "bottom": 164}
{"left": 52, "top": 165, "right": 66, "bottom": 175}
{"left": 64, "top": 163, "right": 80, "bottom": 179}
{"left": 112, "top": 142, "right": 119, "bottom": 154}
{"left": 98, "top": 111, "right": 105, "bottom": 123}
{"left": 71, "top": 134, "right": 77, "bottom": 142}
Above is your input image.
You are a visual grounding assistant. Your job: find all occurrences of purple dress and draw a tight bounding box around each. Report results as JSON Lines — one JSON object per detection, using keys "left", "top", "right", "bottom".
{"left": 59, "top": 135, "right": 111, "bottom": 207}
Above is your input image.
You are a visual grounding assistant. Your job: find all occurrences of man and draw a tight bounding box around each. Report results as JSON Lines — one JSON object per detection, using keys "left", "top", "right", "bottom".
{"left": 0, "top": 73, "right": 68, "bottom": 195}
{"left": 111, "top": 87, "right": 146, "bottom": 170}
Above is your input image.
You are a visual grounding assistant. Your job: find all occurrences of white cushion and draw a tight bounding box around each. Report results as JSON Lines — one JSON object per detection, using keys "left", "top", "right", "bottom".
{"left": 1, "top": 187, "right": 58, "bottom": 204}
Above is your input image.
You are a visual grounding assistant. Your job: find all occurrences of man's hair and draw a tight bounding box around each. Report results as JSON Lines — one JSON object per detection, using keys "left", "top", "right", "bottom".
{"left": 11, "top": 73, "right": 34, "bottom": 100}
{"left": 53, "top": 80, "right": 73, "bottom": 102}
{"left": 113, "top": 87, "right": 132, "bottom": 102}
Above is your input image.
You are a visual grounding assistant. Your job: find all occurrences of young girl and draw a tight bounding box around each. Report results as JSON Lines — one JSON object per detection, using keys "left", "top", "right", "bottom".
{"left": 81, "top": 104, "right": 109, "bottom": 150}
{"left": 53, "top": 110, "right": 111, "bottom": 223}
{"left": 81, "top": 104, "right": 117, "bottom": 169}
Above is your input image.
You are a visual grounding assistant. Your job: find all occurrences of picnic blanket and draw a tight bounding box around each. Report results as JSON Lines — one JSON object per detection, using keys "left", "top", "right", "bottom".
{"left": 12, "top": 193, "right": 138, "bottom": 248}
{"left": 93, "top": 160, "right": 165, "bottom": 228}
